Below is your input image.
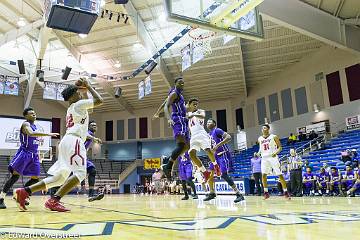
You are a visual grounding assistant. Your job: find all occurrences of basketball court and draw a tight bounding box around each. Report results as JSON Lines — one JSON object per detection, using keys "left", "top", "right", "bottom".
{"left": 1, "top": 195, "right": 360, "bottom": 239}
{"left": 0, "top": 0, "right": 360, "bottom": 239}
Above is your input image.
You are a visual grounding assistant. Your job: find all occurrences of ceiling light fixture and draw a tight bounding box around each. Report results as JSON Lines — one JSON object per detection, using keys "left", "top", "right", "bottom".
{"left": 114, "top": 61, "right": 121, "bottom": 68}
{"left": 17, "top": 17, "right": 26, "bottom": 27}
{"left": 78, "top": 33, "right": 88, "bottom": 39}
{"left": 109, "top": 12, "right": 113, "bottom": 20}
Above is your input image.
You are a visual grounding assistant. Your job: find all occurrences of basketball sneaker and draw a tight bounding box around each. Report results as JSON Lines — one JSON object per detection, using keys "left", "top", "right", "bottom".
{"left": 203, "top": 192, "right": 216, "bottom": 201}
{"left": 234, "top": 193, "right": 245, "bottom": 203}
{"left": 284, "top": 191, "right": 291, "bottom": 200}
{"left": 161, "top": 163, "right": 172, "bottom": 180}
{"left": 45, "top": 198, "right": 70, "bottom": 212}
{"left": 13, "top": 188, "right": 29, "bottom": 211}
{"left": 263, "top": 192, "right": 270, "bottom": 200}
{"left": 0, "top": 198, "right": 6, "bottom": 209}
{"left": 88, "top": 192, "right": 105, "bottom": 202}
{"left": 214, "top": 164, "right": 221, "bottom": 177}
{"left": 181, "top": 195, "right": 189, "bottom": 200}
{"left": 202, "top": 171, "right": 211, "bottom": 182}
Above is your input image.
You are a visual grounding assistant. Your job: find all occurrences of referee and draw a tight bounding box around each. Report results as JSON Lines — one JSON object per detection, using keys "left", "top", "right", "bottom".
{"left": 287, "top": 149, "right": 303, "bottom": 197}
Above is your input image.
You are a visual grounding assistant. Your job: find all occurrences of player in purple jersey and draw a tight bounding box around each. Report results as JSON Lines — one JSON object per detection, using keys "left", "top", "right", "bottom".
{"left": 178, "top": 152, "right": 198, "bottom": 200}
{"left": 0, "top": 108, "right": 58, "bottom": 209}
{"left": 204, "top": 119, "right": 245, "bottom": 203}
{"left": 329, "top": 167, "right": 341, "bottom": 196}
{"left": 341, "top": 165, "right": 355, "bottom": 194}
{"left": 346, "top": 162, "right": 360, "bottom": 197}
{"left": 161, "top": 77, "right": 210, "bottom": 182}
{"left": 81, "top": 120, "right": 104, "bottom": 202}
{"left": 303, "top": 167, "right": 316, "bottom": 196}
{"left": 316, "top": 167, "right": 330, "bottom": 195}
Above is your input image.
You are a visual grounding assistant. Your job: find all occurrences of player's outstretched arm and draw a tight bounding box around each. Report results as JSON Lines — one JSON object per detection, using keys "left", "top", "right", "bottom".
{"left": 153, "top": 99, "right": 167, "bottom": 119}
{"left": 86, "top": 134, "right": 102, "bottom": 144}
{"left": 22, "top": 122, "right": 59, "bottom": 137}
{"left": 213, "top": 130, "right": 231, "bottom": 152}
{"left": 84, "top": 78, "right": 103, "bottom": 107}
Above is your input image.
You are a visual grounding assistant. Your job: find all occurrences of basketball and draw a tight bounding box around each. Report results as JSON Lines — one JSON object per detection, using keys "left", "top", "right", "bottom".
{"left": 1, "top": 0, "right": 360, "bottom": 240}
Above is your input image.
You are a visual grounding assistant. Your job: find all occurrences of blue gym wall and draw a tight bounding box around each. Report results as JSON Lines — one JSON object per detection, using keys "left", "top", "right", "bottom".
{"left": 119, "top": 169, "right": 139, "bottom": 193}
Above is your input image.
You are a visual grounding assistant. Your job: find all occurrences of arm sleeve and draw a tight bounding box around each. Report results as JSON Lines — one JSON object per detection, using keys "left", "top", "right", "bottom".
{"left": 74, "top": 99, "right": 94, "bottom": 111}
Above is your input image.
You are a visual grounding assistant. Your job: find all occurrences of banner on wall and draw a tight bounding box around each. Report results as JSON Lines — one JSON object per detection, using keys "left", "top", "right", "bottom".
{"left": 4, "top": 76, "right": 19, "bottom": 96}
{"left": 346, "top": 115, "right": 360, "bottom": 130}
{"left": 43, "top": 81, "right": 57, "bottom": 100}
{"left": 306, "top": 122, "right": 326, "bottom": 134}
{"left": 195, "top": 180, "right": 245, "bottom": 195}
{"left": 0, "top": 117, "right": 51, "bottom": 150}
{"left": 181, "top": 44, "right": 191, "bottom": 71}
{"left": 138, "top": 80, "right": 145, "bottom": 100}
{"left": 56, "top": 83, "right": 68, "bottom": 101}
{"left": 144, "top": 75, "right": 152, "bottom": 96}
{"left": 144, "top": 158, "right": 161, "bottom": 169}
{"left": 0, "top": 75, "right": 5, "bottom": 94}
{"left": 236, "top": 131, "right": 247, "bottom": 151}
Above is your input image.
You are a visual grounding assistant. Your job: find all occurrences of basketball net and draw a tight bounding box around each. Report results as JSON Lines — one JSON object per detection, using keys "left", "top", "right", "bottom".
{"left": 188, "top": 27, "right": 216, "bottom": 56}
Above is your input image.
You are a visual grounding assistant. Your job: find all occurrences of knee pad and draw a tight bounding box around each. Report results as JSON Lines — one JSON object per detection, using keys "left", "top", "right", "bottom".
{"left": 222, "top": 173, "right": 235, "bottom": 186}
{"left": 43, "top": 174, "right": 67, "bottom": 189}
{"left": 171, "top": 142, "right": 186, "bottom": 160}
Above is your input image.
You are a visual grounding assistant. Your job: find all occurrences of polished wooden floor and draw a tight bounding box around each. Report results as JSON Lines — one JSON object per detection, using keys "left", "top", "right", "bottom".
{"left": 1, "top": 194, "right": 359, "bottom": 239}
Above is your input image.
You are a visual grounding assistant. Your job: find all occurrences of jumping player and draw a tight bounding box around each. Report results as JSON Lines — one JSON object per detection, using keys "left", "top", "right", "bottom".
{"left": 187, "top": 98, "right": 221, "bottom": 177}
{"left": 178, "top": 152, "right": 198, "bottom": 200}
{"left": 14, "top": 78, "right": 103, "bottom": 211}
{"left": 0, "top": 108, "right": 58, "bottom": 209}
{"left": 205, "top": 119, "right": 245, "bottom": 203}
{"left": 161, "top": 77, "right": 209, "bottom": 181}
{"left": 258, "top": 124, "right": 290, "bottom": 200}
{"left": 81, "top": 120, "right": 104, "bottom": 202}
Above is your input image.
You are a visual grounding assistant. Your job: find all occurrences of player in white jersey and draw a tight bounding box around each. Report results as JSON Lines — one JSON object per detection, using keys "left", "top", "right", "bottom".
{"left": 258, "top": 124, "right": 290, "bottom": 200}
{"left": 14, "top": 78, "right": 103, "bottom": 212}
{"left": 187, "top": 98, "right": 221, "bottom": 177}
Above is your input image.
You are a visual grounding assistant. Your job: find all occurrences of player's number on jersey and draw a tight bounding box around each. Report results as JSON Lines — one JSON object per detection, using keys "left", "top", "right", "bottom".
{"left": 263, "top": 143, "right": 270, "bottom": 151}
{"left": 66, "top": 114, "right": 74, "bottom": 128}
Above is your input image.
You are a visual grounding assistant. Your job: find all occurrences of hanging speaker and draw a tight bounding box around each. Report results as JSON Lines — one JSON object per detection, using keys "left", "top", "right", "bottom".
{"left": 115, "top": 87, "right": 122, "bottom": 98}
{"left": 17, "top": 60, "right": 25, "bottom": 74}
{"left": 36, "top": 70, "right": 44, "bottom": 82}
{"left": 62, "top": 66, "right": 72, "bottom": 80}
{"left": 144, "top": 61, "right": 157, "bottom": 75}
{"left": 114, "top": 0, "right": 129, "bottom": 4}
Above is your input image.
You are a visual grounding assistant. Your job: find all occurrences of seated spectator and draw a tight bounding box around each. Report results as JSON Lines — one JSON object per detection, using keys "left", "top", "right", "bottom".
{"left": 308, "top": 130, "right": 318, "bottom": 140}
{"left": 329, "top": 167, "right": 341, "bottom": 196}
{"left": 341, "top": 165, "right": 356, "bottom": 193}
{"left": 298, "top": 131, "right": 306, "bottom": 142}
{"left": 316, "top": 167, "right": 330, "bottom": 195}
{"left": 277, "top": 168, "right": 291, "bottom": 195}
{"left": 303, "top": 167, "right": 316, "bottom": 196}
{"left": 346, "top": 162, "right": 360, "bottom": 197}
{"left": 287, "top": 133, "right": 297, "bottom": 145}
{"left": 340, "top": 149, "right": 352, "bottom": 165}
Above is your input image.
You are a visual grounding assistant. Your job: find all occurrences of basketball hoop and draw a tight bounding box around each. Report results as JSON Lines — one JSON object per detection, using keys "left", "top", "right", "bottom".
{"left": 188, "top": 27, "right": 216, "bottom": 55}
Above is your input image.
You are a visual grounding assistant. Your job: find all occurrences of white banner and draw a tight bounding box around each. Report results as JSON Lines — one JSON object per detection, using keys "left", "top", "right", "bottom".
{"left": 181, "top": 44, "right": 191, "bottom": 71}
{"left": 305, "top": 122, "right": 326, "bottom": 134}
{"left": 236, "top": 131, "right": 247, "bottom": 151}
{"left": 144, "top": 76, "right": 152, "bottom": 96}
{"left": 346, "top": 115, "right": 360, "bottom": 130}
{"left": 0, "top": 117, "right": 51, "bottom": 151}
{"left": 195, "top": 180, "right": 245, "bottom": 195}
{"left": 138, "top": 80, "right": 145, "bottom": 100}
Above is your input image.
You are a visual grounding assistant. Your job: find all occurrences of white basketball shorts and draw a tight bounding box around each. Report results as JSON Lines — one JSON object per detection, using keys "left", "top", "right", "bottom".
{"left": 190, "top": 131, "right": 211, "bottom": 152}
{"left": 48, "top": 134, "right": 87, "bottom": 182}
{"left": 261, "top": 156, "right": 282, "bottom": 175}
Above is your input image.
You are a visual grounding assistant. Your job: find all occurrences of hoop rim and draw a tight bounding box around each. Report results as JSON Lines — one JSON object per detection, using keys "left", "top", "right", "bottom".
{"left": 188, "top": 27, "right": 216, "bottom": 41}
